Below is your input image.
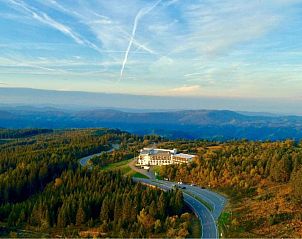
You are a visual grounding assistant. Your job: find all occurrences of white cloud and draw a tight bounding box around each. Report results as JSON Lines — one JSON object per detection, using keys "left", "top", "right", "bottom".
{"left": 173, "top": 0, "right": 282, "bottom": 56}
{"left": 148, "top": 56, "right": 178, "bottom": 78}
{"left": 8, "top": 0, "right": 83, "bottom": 44}
{"left": 6, "top": 0, "right": 108, "bottom": 56}
{"left": 148, "top": 19, "right": 178, "bottom": 35}
{"left": 163, "top": 0, "right": 179, "bottom": 7}
{"left": 166, "top": 85, "right": 201, "bottom": 95}
{"left": 152, "top": 56, "right": 174, "bottom": 67}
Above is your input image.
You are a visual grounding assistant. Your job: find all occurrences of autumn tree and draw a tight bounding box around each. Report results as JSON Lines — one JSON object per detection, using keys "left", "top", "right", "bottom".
{"left": 291, "top": 167, "right": 302, "bottom": 203}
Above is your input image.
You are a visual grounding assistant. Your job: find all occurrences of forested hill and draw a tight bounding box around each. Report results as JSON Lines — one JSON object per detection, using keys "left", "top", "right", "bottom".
{"left": 0, "top": 129, "right": 193, "bottom": 238}
{"left": 1, "top": 106, "right": 302, "bottom": 140}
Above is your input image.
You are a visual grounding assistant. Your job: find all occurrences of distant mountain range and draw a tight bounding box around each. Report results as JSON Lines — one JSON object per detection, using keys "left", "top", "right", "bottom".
{"left": 1, "top": 105, "right": 302, "bottom": 140}
{"left": 0, "top": 87, "right": 301, "bottom": 115}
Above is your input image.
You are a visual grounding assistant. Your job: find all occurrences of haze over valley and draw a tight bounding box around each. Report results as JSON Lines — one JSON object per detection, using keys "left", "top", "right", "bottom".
{"left": 1, "top": 103, "right": 302, "bottom": 141}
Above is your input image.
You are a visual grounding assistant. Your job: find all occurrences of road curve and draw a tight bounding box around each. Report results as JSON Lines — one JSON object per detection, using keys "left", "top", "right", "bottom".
{"left": 186, "top": 185, "right": 226, "bottom": 220}
{"left": 133, "top": 178, "right": 222, "bottom": 238}
{"left": 78, "top": 144, "right": 120, "bottom": 167}
{"left": 151, "top": 180, "right": 227, "bottom": 220}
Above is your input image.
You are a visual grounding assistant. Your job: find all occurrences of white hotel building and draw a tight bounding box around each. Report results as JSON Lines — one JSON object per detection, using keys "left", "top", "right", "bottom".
{"left": 137, "top": 148, "right": 196, "bottom": 166}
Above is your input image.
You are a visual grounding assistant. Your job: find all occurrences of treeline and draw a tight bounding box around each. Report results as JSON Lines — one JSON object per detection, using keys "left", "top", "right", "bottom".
{"left": 157, "top": 140, "right": 302, "bottom": 201}
{"left": 0, "top": 129, "right": 194, "bottom": 237}
{"left": 0, "top": 129, "right": 130, "bottom": 205}
{"left": 0, "top": 169, "right": 190, "bottom": 238}
{"left": 0, "top": 129, "right": 53, "bottom": 139}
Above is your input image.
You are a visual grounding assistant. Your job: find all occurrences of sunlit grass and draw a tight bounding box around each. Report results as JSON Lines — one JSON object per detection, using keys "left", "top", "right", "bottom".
{"left": 101, "top": 159, "right": 133, "bottom": 171}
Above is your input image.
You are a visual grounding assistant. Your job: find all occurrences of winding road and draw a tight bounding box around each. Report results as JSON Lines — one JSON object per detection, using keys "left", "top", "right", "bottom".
{"left": 79, "top": 151, "right": 226, "bottom": 238}
{"left": 78, "top": 144, "right": 120, "bottom": 167}
{"left": 131, "top": 162, "right": 226, "bottom": 239}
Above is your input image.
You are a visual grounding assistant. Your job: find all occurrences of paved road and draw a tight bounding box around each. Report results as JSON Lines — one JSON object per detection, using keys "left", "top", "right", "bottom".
{"left": 160, "top": 180, "right": 226, "bottom": 237}
{"left": 133, "top": 178, "right": 221, "bottom": 238}
{"left": 185, "top": 185, "right": 226, "bottom": 220}
{"left": 79, "top": 144, "right": 120, "bottom": 167}
{"left": 151, "top": 180, "right": 226, "bottom": 220}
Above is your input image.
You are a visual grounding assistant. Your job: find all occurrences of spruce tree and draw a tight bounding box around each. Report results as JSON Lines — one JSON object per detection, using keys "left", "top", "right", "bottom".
{"left": 76, "top": 206, "right": 85, "bottom": 226}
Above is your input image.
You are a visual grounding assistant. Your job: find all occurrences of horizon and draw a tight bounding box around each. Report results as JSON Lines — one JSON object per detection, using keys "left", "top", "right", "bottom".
{"left": 1, "top": 86, "right": 302, "bottom": 115}
{"left": 0, "top": 0, "right": 302, "bottom": 114}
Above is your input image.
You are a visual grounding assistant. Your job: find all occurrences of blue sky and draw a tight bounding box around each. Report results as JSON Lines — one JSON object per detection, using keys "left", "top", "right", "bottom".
{"left": 0, "top": 0, "right": 302, "bottom": 106}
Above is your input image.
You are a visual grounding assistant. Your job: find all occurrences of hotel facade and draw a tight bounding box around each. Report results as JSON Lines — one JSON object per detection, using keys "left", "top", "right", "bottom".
{"left": 137, "top": 148, "right": 196, "bottom": 166}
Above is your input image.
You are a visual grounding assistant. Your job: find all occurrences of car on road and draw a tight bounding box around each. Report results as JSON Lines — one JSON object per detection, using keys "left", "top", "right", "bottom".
{"left": 173, "top": 185, "right": 186, "bottom": 189}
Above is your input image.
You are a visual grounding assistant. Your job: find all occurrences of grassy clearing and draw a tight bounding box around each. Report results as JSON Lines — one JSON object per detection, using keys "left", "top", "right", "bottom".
{"left": 100, "top": 159, "right": 149, "bottom": 179}
{"left": 101, "top": 159, "right": 133, "bottom": 171}
{"left": 218, "top": 211, "right": 231, "bottom": 238}
{"left": 119, "top": 165, "right": 132, "bottom": 175}
{"left": 130, "top": 172, "right": 149, "bottom": 178}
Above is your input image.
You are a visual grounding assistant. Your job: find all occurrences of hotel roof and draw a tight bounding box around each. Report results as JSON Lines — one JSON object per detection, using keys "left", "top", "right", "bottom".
{"left": 140, "top": 148, "right": 175, "bottom": 155}
{"left": 140, "top": 148, "right": 196, "bottom": 159}
{"left": 174, "top": 153, "right": 196, "bottom": 159}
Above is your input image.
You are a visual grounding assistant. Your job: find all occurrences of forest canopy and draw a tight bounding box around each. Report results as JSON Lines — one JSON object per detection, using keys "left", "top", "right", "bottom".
{"left": 0, "top": 129, "right": 191, "bottom": 238}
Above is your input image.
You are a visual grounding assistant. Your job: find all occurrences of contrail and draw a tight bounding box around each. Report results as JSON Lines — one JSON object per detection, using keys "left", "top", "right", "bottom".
{"left": 8, "top": 0, "right": 112, "bottom": 60}
{"left": 119, "top": 0, "right": 162, "bottom": 82}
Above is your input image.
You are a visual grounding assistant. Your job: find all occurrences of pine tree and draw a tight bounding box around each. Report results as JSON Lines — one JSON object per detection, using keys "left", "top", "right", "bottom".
{"left": 148, "top": 201, "right": 157, "bottom": 218}
{"left": 100, "top": 196, "right": 110, "bottom": 222}
{"left": 76, "top": 206, "right": 85, "bottom": 226}
{"left": 57, "top": 206, "right": 67, "bottom": 228}
{"left": 157, "top": 192, "right": 166, "bottom": 219}
{"left": 173, "top": 189, "right": 184, "bottom": 214}
{"left": 113, "top": 195, "right": 122, "bottom": 224}
{"left": 122, "top": 194, "right": 132, "bottom": 222}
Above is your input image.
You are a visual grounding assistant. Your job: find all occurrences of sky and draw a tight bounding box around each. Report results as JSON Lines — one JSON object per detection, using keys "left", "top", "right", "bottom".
{"left": 0, "top": 0, "right": 302, "bottom": 111}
